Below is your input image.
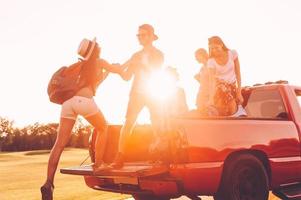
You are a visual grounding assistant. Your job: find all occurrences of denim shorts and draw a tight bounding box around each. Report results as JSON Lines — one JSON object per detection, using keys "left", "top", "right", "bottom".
{"left": 60, "top": 96, "right": 100, "bottom": 120}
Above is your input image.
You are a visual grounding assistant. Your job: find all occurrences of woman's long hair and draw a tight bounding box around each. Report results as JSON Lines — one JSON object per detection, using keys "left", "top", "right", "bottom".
{"left": 208, "top": 36, "right": 229, "bottom": 58}
{"left": 79, "top": 44, "right": 101, "bottom": 91}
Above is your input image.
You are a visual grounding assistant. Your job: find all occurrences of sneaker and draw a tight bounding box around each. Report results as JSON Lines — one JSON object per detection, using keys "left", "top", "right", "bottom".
{"left": 40, "top": 181, "right": 54, "bottom": 200}
{"left": 231, "top": 105, "right": 247, "bottom": 117}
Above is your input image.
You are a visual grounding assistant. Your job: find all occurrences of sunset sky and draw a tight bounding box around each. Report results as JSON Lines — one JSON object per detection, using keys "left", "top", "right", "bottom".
{"left": 1, "top": 0, "right": 301, "bottom": 127}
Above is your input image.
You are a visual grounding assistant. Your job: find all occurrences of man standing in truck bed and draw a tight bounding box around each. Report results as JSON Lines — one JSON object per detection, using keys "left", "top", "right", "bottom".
{"left": 110, "top": 24, "right": 164, "bottom": 169}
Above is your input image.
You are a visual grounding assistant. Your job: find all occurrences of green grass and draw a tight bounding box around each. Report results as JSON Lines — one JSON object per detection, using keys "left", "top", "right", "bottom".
{"left": 0, "top": 148, "right": 280, "bottom": 200}
{"left": 0, "top": 148, "right": 130, "bottom": 200}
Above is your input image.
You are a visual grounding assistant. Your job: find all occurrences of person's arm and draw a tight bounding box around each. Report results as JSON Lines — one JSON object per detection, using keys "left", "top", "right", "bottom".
{"left": 98, "top": 59, "right": 122, "bottom": 74}
{"left": 95, "top": 59, "right": 119, "bottom": 86}
{"left": 194, "top": 72, "right": 201, "bottom": 83}
{"left": 207, "top": 60, "right": 216, "bottom": 106}
{"left": 102, "top": 70, "right": 110, "bottom": 81}
{"left": 119, "top": 59, "right": 134, "bottom": 81}
{"left": 234, "top": 58, "right": 244, "bottom": 104}
{"left": 119, "top": 54, "right": 139, "bottom": 81}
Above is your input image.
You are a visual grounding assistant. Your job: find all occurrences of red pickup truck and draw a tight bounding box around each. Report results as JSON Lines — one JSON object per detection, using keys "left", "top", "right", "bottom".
{"left": 61, "top": 81, "right": 301, "bottom": 200}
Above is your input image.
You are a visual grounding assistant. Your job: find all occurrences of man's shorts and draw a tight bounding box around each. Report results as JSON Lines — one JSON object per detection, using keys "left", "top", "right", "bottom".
{"left": 60, "top": 96, "right": 100, "bottom": 120}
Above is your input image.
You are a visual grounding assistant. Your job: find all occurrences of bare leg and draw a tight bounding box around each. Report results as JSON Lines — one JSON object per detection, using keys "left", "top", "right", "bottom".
{"left": 111, "top": 93, "right": 144, "bottom": 168}
{"left": 44, "top": 118, "right": 75, "bottom": 186}
{"left": 85, "top": 111, "right": 108, "bottom": 166}
{"left": 108, "top": 118, "right": 136, "bottom": 169}
{"left": 119, "top": 117, "right": 136, "bottom": 154}
{"left": 148, "top": 97, "right": 165, "bottom": 140}
{"left": 119, "top": 94, "right": 143, "bottom": 154}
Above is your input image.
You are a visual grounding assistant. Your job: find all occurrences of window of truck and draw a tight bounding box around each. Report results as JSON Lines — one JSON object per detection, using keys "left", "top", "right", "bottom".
{"left": 245, "top": 89, "right": 287, "bottom": 119}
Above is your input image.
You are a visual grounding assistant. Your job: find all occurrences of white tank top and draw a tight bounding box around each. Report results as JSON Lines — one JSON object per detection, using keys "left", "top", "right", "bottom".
{"left": 207, "top": 50, "right": 238, "bottom": 84}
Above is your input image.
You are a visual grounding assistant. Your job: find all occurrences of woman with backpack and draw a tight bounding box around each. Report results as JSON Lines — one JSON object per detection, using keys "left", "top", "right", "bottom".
{"left": 41, "top": 38, "right": 121, "bottom": 200}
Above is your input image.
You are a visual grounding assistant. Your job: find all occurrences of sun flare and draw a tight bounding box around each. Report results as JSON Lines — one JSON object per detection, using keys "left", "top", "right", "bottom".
{"left": 147, "top": 69, "right": 177, "bottom": 102}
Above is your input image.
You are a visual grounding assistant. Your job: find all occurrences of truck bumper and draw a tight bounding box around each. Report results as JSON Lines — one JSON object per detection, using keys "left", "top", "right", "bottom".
{"left": 83, "top": 161, "right": 224, "bottom": 197}
{"left": 84, "top": 175, "right": 181, "bottom": 197}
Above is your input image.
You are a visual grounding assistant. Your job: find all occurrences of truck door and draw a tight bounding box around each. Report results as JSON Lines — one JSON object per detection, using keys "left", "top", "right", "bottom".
{"left": 292, "top": 89, "right": 301, "bottom": 181}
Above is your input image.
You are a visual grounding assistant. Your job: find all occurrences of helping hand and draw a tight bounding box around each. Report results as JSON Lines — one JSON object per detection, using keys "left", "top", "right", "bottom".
{"left": 111, "top": 63, "right": 123, "bottom": 74}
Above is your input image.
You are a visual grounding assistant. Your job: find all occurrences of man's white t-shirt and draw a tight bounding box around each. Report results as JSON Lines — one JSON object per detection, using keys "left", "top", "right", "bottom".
{"left": 207, "top": 50, "right": 238, "bottom": 84}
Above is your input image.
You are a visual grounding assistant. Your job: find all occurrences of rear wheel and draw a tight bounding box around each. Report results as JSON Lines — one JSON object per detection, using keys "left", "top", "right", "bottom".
{"left": 132, "top": 194, "right": 170, "bottom": 200}
{"left": 214, "top": 154, "right": 269, "bottom": 200}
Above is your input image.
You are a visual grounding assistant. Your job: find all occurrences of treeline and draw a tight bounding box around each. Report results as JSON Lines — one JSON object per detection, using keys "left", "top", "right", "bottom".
{"left": 0, "top": 117, "right": 93, "bottom": 152}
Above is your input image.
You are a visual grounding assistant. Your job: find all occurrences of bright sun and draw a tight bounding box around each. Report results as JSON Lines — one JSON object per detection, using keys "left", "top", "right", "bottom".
{"left": 147, "top": 69, "right": 177, "bottom": 102}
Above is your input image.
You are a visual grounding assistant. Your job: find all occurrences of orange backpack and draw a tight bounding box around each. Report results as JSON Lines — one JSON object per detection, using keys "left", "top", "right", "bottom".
{"left": 47, "top": 61, "right": 84, "bottom": 105}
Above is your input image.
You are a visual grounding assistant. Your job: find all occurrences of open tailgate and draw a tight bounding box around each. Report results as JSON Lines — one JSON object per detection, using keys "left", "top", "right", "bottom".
{"left": 60, "top": 163, "right": 169, "bottom": 178}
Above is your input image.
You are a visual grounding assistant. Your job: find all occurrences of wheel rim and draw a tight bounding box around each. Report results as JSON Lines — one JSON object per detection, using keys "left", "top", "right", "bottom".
{"left": 233, "top": 166, "right": 265, "bottom": 200}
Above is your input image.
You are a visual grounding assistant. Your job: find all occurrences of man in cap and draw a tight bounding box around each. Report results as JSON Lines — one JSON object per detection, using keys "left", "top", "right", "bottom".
{"left": 111, "top": 24, "right": 164, "bottom": 168}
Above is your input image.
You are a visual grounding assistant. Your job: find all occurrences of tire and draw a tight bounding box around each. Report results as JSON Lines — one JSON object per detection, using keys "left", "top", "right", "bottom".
{"left": 132, "top": 194, "right": 170, "bottom": 200}
{"left": 214, "top": 154, "right": 269, "bottom": 200}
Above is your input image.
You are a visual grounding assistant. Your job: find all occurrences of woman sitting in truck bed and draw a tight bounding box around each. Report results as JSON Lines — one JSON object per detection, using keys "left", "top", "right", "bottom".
{"left": 207, "top": 36, "right": 246, "bottom": 117}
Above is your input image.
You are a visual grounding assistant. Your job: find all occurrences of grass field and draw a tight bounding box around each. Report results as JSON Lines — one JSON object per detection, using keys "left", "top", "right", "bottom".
{"left": 0, "top": 148, "right": 280, "bottom": 200}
